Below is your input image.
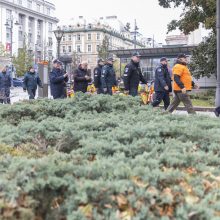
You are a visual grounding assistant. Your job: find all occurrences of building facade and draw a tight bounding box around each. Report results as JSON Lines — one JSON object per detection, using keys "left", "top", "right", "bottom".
{"left": 58, "top": 16, "right": 146, "bottom": 71}
{"left": 0, "top": 0, "right": 59, "bottom": 62}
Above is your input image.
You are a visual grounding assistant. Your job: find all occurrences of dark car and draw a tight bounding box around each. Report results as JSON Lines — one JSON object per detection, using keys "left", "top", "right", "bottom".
{"left": 12, "top": 78, "right": 23, "bottom": 87}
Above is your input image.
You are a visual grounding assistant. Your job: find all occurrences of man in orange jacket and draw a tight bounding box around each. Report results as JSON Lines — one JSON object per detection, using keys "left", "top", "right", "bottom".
{"left": 166, "top": 53, "right": 199, "bottom": 114}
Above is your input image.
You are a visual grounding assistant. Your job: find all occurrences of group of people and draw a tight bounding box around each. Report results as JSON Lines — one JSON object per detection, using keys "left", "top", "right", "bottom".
{"left": 0, "top": 52, "right": 220, "bottom": 117}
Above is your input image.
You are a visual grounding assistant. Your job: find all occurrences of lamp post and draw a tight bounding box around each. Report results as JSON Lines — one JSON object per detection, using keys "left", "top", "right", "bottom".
{"left": 54, "top": 26, "right": 64, "bottom": 59}
{"left": 216, "top": 0, "right": 220, "bottom": 107}
{"left": 5, "top": 16, "right": 19, "bottom": 57}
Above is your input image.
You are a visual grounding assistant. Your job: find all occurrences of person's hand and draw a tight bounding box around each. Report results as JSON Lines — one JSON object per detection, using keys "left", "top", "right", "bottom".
{"left": 85, "top": 75, "right": 91, "bottom": 80}
{"left": 124, "top": 90, "right": 129, "bottom": 95}
{"left": 23, "top": 88, "right": 26, "bottom": 92}
{"left": 164, "top": 86, "right": 169, "bottom": 91}
{"left": 64, "top": 73, "right": 68, "bottom": 78}
{"left": 181, "top": 88, "right": 187, "bottom": 94}
{"left": 194, "top": 84, "right": 200, "bottom": 89}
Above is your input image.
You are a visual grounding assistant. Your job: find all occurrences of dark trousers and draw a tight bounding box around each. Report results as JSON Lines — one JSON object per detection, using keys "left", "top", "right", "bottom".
{"left": 0, "top": 88, "right": 10, "bottom": 104}
{"left": 97, "top": 87, "right": 104, "bottom": 94}
{"left": 105, "top": 85, "right": 112, "bottom": 95}
{"left": 129, "top": 88, "right": 138, "bottom": 97}
{"left": 214, "top": 106, "right": 220, "bottom": 117}
{"left": 152, "top": 91, "right": 170, "bottom": 110}
{"left": 27, "top": 88, "right": 36, "bottom": 99}
{"left": 167, "top": 92, "right": 196, "bottom": 114}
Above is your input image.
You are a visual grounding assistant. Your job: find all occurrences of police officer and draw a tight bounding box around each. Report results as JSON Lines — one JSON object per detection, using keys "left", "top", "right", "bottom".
{"left": 151, "top": 57, "right": 172, "bottom": 110}
{"left": 214, "top": 106, "right": 220, "bottom": 117}
{"left": 93, "top": 58, "right": 104, "bottom": 94}
{"left": 0, "top": 66, "right": 12, "bottom": 104}
{"left": 50, "top": 59, "right": 68, "bottom": 99}
{"left": 23, "top": 66, "right": 43, "bottom": 99}
{"left": 101, "top": 57, "right": 117, "bottom": 95}
{"left": 123, "top": 52, "right": 147, "bottom": 96}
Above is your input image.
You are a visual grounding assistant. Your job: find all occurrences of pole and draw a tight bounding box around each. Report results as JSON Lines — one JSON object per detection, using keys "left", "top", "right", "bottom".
{"left": 134, "top": 19, "right": 137, "bottom": 49}
{"left": 57, "top": 39, "right": 61, "bottom": 59}
{"left": 216, "top": 0, "right": 220, "bottom": 107}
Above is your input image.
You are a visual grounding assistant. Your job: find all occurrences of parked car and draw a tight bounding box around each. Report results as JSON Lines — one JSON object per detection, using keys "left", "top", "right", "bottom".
{"left": 12, "top": 77, "right": 23, "bottom": 87}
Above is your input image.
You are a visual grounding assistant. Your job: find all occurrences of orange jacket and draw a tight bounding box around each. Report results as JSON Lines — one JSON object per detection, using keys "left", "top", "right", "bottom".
{"left": 172, "top": 63, "right": 192, "bottom": 91}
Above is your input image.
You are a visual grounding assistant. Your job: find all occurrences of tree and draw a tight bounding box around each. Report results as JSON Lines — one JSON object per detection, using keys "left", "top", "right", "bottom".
{"left": 0, "top": 42, "right": 9, "bottom": 57}
{"left": 98, "top": 35, "right": 110, "bottom": 60}
{"left": 12, "top": 35, "right": 34, "bottom": 76}
{"left": 158, "top": 0, "right": 216, "bottom": 78}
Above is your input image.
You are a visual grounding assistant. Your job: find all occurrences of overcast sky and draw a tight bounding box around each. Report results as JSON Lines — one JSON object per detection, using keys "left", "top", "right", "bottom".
{"left": 52, "top": 0, "right": 182, "bottom": 44}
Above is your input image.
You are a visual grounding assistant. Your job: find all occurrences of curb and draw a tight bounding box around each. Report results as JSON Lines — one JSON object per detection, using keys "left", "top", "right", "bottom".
{"left": 159, "top": 106, "right": 215, "bottom": 112}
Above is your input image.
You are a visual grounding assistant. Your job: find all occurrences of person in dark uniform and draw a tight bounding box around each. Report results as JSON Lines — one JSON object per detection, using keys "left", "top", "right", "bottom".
{"left": 151, "top": 57, "right": 172, "bottom": 110}
{"left": 214, "top": 106, "right": 220, "bottom": 117}
{"left": 0, "top": 66, "right": 12, "bottom": 104}
{"left": 101, "top": 57, "right": 117, "bottom": 95}
{"left": 50, "top": 59, "right": 68, "bottom": 99}
{"left": 74, "top": 61, "right": 91, "bottom": 93}
{"left": 23, "top": 66, "right": 43, "bottom": 99}
{"left": 93, "top": 58, "right": 104, "bottom": 94}
{"left": 123, "top": 52, "right": 147, "bottom": 96}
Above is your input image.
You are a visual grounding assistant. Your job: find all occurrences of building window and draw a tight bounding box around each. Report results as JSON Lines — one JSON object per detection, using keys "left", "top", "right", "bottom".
{"left": 28, "top": 33, "right": 32, "bottom": 43}
{"left": 96, "top": 45, "right": 100, "bottom": 52}
{"left": 47, "top": 8, "right": 50, "bottom": 15}
{"left": 37, "top": 20, "right": 42, "bottom": 30}
{"left": 63, "top": 35, "right": 66, "bottom": 41}
{"left": 68, "top": 46, "right": 72, "bottom": 53}
{"left": 87, "top": 45, "right": 92, "bottom": 52}
{"left": 97, "top": 33, "right": 100, "bottom": 40}
{"left": 6, "top": 28, "right": 11, "bottom": 42}
{"left": 88, "top": 33, "right": 91, "bottom": 40}
{"left": 68, "top": 35, "right": 72, "bottom": 41}
{"left": 48, "top": 23, "right": 52, "bottom": 32}
{"left": 18, "top": 0, "right": 22, "bottom": 5}
{"left": 77, "top": 45, "right": 81, "bottom": 52}
{"left": 6, "top": 9, "right": 12, "bottom": 20}
{"left": 77, "top": 34, "right": 81, "bottom": 41}
{"left": 48, "top": 37, "right": 53, "bottom": 47}
{"left": 27, "top": 0, "right": 32, "bottom": 9}
{"left": 18, "top": 31, "right": 23, "bottom": 41}
{"left": 63, "top": 46, "right": 66, "bottom": 53}
{"left": 37, "top": 4, "right": 40, "bottom": 12}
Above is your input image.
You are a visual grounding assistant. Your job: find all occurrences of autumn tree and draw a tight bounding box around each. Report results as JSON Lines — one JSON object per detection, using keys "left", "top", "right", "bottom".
{"left": 158, "top": 0, "right": 216, "bottom": 78}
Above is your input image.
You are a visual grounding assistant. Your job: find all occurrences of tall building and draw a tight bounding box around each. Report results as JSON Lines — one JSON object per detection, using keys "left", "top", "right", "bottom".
{"left": 0, "top": 0, "right": 59, "bottom": 62}
{"left": 58, "top": 16, "right": 146, "bottom": 70}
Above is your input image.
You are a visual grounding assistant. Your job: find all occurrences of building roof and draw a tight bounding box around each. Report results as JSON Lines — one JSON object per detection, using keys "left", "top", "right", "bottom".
{"left": 109, "top": 45, "right": 197, "bottom": 58}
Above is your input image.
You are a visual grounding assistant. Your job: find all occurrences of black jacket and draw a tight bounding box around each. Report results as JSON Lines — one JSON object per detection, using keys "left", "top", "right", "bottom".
{"left": 93, "top": 65, "right": 103, "bottom": 88}
{"left": 50, "top": 68, "right": 68, "bottom": 99}
{"left": 154, "top": 64, "right": 172, "bottom": 92}
{"left": 123, "top": 60, "right": 146, "bottom": 91}
{"left": 0, "top": 71, "right": 12, "bottom": 89}
{"left": 74, "top": 67, "right": 91, "bottom": 93}
{"left": 23, "top": 71, "right": 42, "bottom": 90}
{"left": 101, "top": 64, "right": 117, "bottom": 89}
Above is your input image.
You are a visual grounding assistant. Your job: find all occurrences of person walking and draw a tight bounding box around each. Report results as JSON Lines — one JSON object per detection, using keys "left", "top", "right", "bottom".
{"left": 50, "top": 59, "right": 68, "bottom": 99}
{"left": 214, "top": 106, "right": 220, "bottom": 117}
{"left": 166, "top": 53, "right": 199, "bottom": 114}
{"left": 101, "top": 57, "right": 117, "bottom": 95}
{"left": 23, "top": 66, "right": 43, "bottom": 99}
{"left": 123, "top": 52, "right": 147, "bottom": 96}
{"left": 74, "top": 61, "right": 91, "bottom": 93}
{"left": 0, "top": 66, "right": 12, "bottom": 104}
{"left": 94, "top": 58, "right": 104, "bottom": 94}
{"left": 151, "top": 57, "right": 172, "bottom": 110}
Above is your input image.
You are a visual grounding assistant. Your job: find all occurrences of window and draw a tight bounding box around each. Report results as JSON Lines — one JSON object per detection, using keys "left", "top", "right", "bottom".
{"left": 96, "top": 45, "right": 100, "bottom": 52}
{"left": 68, "top": 35, "right": 72, "bottom": 41}
{"left": 97, "top": 33, "right": 100, "bottom": 40}
{"left": 27, "top": 0, "right": 32, "bottom": 9}
{"left": 37, "top": 4, "right": 40, "bottom": 12}
{"left": 37, "top": 20, "right": 42, "bottom": 30}
{"left": 63, "top": 35, "right": 66, "bottom": 41}
{"left": 48, "top": 37, "right": 53, "bottom": 46}
{"left": 28, "top": 33, "right": 32, "bottom": 43}
{"left": 63, "top": 46, "right": 66, "bottom": 53}
{"left": 18, "top": 31, "right": 23, "bottom": 41}
{"left": 6, "top": 9, "right": 12, "bottom": 20}
{"left": 87, "top": 45, "right": 92, "bottom": 52}
{"left": 6, "top": 28, "right": 11, "bottom": 42}
{"left": 68, "top": 46, "right": 72, "bottom": 53}
{"left": 77, "top": 45, "right": 81, "bottom": 52}
{"left": 77, "top": 34, "right": 81, "bottom": 41}
{"left": 48, "top": 23, "right": 52, "bottom": 32}
{"left": 18, "top": 0, "right": 22, "bottom": 5}
{"left": 88, "top": 33, "right": 91, "bottom": 40}
{"left": 47, "top": 8, "right": 50, "bottom": 15}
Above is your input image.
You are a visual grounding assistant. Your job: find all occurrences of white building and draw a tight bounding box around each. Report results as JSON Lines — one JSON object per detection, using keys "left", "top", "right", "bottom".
{"left": 0, "top": 0, "right": 59, "bottom": 62}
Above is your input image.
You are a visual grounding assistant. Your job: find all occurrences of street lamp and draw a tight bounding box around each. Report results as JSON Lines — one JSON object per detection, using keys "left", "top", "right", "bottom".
{"left": 216, "top": 0, "right": 220, "bottom": 107}
{"left": 5, "top": 17, "right": 19, "bottom": 57}
{"left": 54, "top": 26, "right": 64, "bottom": 59}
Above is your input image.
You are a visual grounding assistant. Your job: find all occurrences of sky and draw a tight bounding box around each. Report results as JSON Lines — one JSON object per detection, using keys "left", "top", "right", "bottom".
{"left": 51, "top": 0, "right": 182, "bottom": 44}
